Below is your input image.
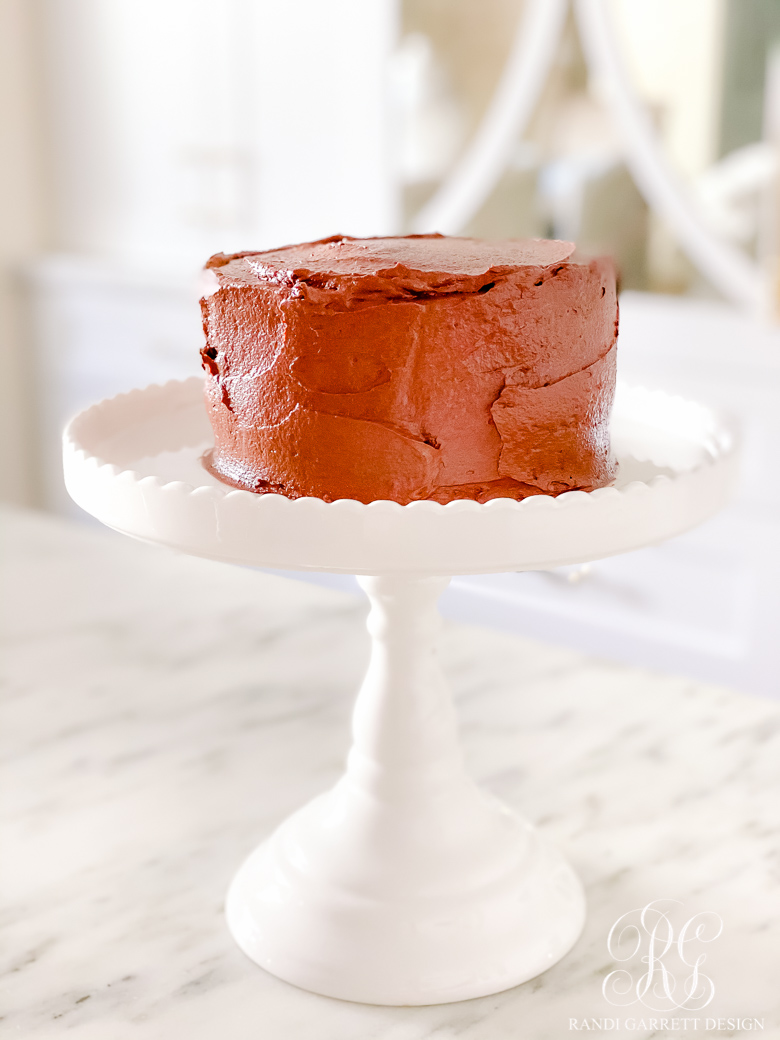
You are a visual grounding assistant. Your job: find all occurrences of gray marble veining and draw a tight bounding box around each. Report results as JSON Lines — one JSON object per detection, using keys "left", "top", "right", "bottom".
{"left": 2, "top": 506, "right": 779, "bottom": 1038}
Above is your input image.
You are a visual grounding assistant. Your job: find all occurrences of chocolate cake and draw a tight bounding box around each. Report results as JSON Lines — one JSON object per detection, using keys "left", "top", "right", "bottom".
{"left": 199, "top": 234, "right": 618, "bottom": 504}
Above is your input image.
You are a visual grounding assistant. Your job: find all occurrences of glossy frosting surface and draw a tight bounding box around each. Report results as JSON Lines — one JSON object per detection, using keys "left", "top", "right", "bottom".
{"left": 200, "top": 234, "right": 618, "bottom": 504}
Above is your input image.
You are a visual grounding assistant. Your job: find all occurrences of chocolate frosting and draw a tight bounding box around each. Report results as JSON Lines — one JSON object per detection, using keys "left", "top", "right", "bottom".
{"left": 200, "top": 234, "right": 618, "bottom": 504}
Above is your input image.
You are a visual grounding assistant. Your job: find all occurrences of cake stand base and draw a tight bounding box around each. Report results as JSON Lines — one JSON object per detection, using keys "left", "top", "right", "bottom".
{"left": 225, "top": 575, "right": 585, "bottom": 1005}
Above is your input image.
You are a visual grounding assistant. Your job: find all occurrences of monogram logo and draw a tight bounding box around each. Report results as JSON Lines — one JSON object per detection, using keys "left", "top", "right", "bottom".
{"left": 602, "top": 900, "right": 724, "bottom": 1012}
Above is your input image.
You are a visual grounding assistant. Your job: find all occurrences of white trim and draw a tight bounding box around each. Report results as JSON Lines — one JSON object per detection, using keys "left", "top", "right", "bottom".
{"left": 574, "top": 0, "right": 764, "bottom": 309}
{"left": 412, "top": 0, "right": 569, "bottom": 234}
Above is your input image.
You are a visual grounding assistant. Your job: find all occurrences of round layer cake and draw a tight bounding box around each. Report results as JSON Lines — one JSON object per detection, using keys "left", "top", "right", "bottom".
{"left": 199, "top": 234, "right": 618, "bottom": 504}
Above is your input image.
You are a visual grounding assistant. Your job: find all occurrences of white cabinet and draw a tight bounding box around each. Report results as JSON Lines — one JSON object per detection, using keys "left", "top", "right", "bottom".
{"left": 40, "top": 0, "right": 399, "bottom": 264}
{"left": 452, "top": 292, "right": 780, "bottom": 697}
{"left": 28, "top": 256, "right": 202, "bottom": 514}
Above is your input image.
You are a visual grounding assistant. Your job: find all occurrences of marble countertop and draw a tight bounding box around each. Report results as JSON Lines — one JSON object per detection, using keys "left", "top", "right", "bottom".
{"left": 2, "top": 506, "right": 779, "bottom": 1039}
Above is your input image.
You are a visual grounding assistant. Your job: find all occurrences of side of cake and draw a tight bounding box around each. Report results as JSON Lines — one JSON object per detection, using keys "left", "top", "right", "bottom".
{"left": 199, "top": 234, "right": 618, "bottom": 504}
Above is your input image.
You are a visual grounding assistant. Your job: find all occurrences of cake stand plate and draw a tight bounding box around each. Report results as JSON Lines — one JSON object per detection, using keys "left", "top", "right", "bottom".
{"left": 63, "top": 378, "right": 736, "bottom": 1006}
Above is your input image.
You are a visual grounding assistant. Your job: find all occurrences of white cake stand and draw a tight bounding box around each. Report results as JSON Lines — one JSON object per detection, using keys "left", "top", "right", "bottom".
{"left": 63, "top": 377, "right": 736, "bottom": 1006}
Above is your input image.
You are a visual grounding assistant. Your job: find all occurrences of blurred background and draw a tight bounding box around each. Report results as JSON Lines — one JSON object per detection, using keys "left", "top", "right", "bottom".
{"left": 3, "top": 0, "right": 780, "bottom": 696}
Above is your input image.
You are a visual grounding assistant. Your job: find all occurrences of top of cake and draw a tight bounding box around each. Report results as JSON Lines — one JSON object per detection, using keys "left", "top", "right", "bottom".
{"left": 204, "top": 234, "right": 577, "bottom": 300}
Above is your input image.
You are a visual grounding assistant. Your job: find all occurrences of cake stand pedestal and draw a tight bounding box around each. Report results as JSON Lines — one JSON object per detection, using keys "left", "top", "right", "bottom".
{"left": 63, "top": 378, "right": 736, "bottom": 1006}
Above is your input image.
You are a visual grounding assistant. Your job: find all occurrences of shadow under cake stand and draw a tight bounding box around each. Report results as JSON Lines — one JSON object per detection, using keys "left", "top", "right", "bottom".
{"left": 63, "top": 377, "right": 736, "bottom": 1006}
